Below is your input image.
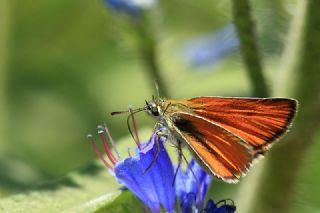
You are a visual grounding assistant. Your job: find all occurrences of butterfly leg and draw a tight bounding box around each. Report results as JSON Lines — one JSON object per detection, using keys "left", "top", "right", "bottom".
{"left": 143, "top": 129, "right": 167, "bottom": 174}
{"left": 142, "top": 122, "right": 167, "bottom": 149}
{"left": 180, "top": 152, "right": 201, "bottom": 200}
{"left": 172, "top": 140, "right": 183, "bottom": 186}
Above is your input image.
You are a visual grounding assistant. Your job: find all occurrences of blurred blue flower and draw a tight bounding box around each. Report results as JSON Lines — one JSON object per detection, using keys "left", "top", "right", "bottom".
{"left": 103, "top": 0, "right": 156, "bottom": 16}
{"left": 182, "top": 24, "right": 239, "bottom": 68}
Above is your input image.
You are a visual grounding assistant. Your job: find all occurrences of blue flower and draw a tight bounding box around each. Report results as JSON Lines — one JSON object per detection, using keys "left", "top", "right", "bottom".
{"left": 114, "top": 133, "right": 175, "bottom": 213}
{"left": 175, "top": 160, "right": 212, "bottom": 213}
{"left": 103, "top": 0, "right": 156, "bottom": 17}
{"left": 88, "top": 125, "right": 236, "bottom": 213}
{"left": 88, "top": 126, "right": 175, "bottom": 213}
{"left": 181, "top": 24, "right": 239, "bottom": 68}
{"left": 175, "top": 160, "right": 236, "bottom": 213}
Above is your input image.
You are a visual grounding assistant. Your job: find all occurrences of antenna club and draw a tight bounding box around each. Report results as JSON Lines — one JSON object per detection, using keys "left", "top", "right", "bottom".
{"left": 111, "top": 110, "right": 129, "bottom": 116}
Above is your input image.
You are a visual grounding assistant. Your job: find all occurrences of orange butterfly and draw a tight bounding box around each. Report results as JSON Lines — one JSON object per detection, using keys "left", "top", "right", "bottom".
{"left": 114, "top": 96, "right": 298, "bottom": 183}
{"left": 144, "top": 97, "right": 297, "bottom": 183}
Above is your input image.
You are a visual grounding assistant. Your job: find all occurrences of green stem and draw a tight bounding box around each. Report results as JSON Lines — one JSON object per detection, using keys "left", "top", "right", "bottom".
{"left": 274, "top": 0, "right": 306, "bottom": 96}
{"left": 249, "top": 0, "right": 320, "bottom": 212}
{"left": 231, "top": 0, "right": 269, "bottom": 97}
{"left": 135, "top": 18, "right": 169, "bottom": 98}
{"left": 0, "top": 0, "right": 10, "bottom": 152}
{"left": 141, "top": 40, "right": 169, "bottom": 98}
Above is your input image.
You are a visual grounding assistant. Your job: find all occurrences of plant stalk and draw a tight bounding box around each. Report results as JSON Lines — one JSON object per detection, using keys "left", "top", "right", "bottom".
{"left": 231, "top": 0, "right": 269, "bottom": 97}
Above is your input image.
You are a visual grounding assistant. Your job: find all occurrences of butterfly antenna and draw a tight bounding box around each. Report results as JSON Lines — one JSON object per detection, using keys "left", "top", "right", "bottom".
{"left": 154, "top": 79, "right": 160, "bottom": 102}
{"left": 111, "top": 106, "right": 146, "bottom": 116}
{"left": 111, "top": 110, "right": 129, "bottom": 116}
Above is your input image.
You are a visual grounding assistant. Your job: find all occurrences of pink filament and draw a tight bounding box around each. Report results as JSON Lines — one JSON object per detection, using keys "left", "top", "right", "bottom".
{"left": 98, "top": 129, "right": 117, "bottom": 165}
{"left": 89, "top": 137, "right": 114, "bottom": 171}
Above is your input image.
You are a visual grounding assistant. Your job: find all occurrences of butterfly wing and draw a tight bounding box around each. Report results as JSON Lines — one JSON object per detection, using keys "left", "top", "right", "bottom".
{"left": 184, "top": 97, "right": 297, "bottom": 151}
{"left": 170, "top": 112, "right": 254, "bottom": 183}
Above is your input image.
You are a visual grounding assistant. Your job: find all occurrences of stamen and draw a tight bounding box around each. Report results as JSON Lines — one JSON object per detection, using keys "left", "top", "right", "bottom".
{"left": 87, "top": 134, "right": 113, "bottom": 170}
{"left": 97, "top": 126, "right": 117, "bottom": 165}
{"left": 103, "top": 122, "right": 121, "bottom": 160}
{"left": 142, "top": 206, "right": 149, "bottom": 213}
{"left": 128, "top": 107, "right": 141, "bottom": 149}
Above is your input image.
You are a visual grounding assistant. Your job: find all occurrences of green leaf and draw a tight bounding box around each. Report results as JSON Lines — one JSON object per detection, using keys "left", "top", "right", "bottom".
{"left": 94, "top": 190, "right": 143, "bottom": 213}
{"left": 0, "top": 129, "right": 154, "bottom": 213}
{"left": 0, "top": 163, "right": 120, "bottom": 213}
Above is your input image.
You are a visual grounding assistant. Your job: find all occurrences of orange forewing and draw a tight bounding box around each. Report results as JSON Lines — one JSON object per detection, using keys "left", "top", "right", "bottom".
{"left": 172, "top": 112, "right": 253, "bottom": 182}
{"left": 184, "top": 97, "right": 297, "bottom": 150}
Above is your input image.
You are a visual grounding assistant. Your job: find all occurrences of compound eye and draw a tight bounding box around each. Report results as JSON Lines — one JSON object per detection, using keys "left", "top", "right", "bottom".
{"left": 151, "top": 107, "right": 159, "bottom": 116}
{"left": 152, "top": 110, "right": 159, "bottom": 116}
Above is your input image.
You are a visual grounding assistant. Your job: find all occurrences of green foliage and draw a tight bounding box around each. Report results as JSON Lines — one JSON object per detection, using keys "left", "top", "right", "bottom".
{"left": 231, "top": 0, "right": 269, "bottom": 97}
{"left": 0, "top": 163, "right": 121, "bottom": 213}
{"left": 290, "top": 131, "right": 320, "bottom": 213}
{"left": 94, "top": 191, "right": 143, "bottom": 213}
{"left": 0, "top": 130, "right": 156, "bottom": 212}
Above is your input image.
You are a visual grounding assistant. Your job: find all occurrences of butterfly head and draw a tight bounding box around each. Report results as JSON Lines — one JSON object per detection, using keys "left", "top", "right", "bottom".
{"left": 145, "top": 99, "right": 160, "bottom": 117}
{"left": 111, "top": 95, "right": 162, "bottom": 118}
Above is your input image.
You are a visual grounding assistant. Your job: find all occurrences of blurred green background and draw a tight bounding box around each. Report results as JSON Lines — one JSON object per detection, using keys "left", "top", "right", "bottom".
{"left": 1, "top": 0, "right": 320, "bottom": 212}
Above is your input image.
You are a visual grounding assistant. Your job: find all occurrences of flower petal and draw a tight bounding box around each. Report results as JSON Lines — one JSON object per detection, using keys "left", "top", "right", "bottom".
{"left": 114, "top": 134, "right": 175, "bottom": 212}
{"left": 175, "top": 160, "right": 212, "bottom": 213}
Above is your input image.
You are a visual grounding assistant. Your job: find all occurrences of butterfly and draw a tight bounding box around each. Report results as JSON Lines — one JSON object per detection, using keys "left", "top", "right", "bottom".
{"left": 140, "top": 95, "right": 298, "bottom": 183}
